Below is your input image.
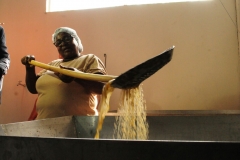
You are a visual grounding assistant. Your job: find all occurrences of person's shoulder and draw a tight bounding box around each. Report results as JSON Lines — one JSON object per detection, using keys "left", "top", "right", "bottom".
{"left": 86, "top": 53, "right": 95, "bottom": 56}
{"left": 48, "top": 59, "right": 62, "bottom": 65}
{"left": 77, "top": 53, "right": 98, "bottom": 59}
{"left": 84, "top": 53, "right": 100, "bottom": 59}
{"left": 51, "top": 58, "right": 62, "bottom": 62}
{"left": 81, "top": 53, "right": 95, "bottom": 57}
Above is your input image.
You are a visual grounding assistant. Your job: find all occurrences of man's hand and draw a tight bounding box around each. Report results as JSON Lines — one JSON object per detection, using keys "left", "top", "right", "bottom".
{"left": 21, "top": 55, "right": 35, "bottom": 68}
{"left": 54, "top": 64, "right": 75, "bottom": 83}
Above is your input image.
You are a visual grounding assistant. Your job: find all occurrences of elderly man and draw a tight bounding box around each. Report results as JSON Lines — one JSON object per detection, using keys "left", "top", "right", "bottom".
{"left": 0, "top": 25, "right": 10, "bottom": 104}
{"left": 22, "top": 27, "right": 106, "bottom": 119}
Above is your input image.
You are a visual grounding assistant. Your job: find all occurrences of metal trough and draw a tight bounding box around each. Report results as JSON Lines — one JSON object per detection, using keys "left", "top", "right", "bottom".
{"left": 0, "top": 110, "right": 240, "bottom": 159}
{"left": 1, "top": 110, "right": 240, "bottom": 141}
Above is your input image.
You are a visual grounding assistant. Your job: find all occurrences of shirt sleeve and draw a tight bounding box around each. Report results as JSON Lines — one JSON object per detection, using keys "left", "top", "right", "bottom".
{"left": 83, "top": 54, "right": 107, "bottom": 75}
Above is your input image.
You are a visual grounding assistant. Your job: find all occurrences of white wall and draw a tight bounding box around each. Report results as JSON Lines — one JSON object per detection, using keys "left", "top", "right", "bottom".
{"left": 0, "top": 0, "right": 239, "bottom": 123}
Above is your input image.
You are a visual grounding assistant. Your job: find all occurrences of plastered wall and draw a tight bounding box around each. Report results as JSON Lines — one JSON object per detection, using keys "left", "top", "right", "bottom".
{"left": 0, "top": 0, "right": 239, "bottom": 123}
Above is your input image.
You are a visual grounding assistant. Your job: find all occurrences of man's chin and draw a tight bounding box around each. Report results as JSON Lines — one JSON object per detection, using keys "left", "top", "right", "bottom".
{"left": 61, "top": 51, "right": 71, "bottom": 57}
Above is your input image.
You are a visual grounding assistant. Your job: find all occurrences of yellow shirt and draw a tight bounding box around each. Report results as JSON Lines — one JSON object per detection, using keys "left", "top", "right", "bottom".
{"left": 35, "top": 54, "right": 106, "bottom": 119}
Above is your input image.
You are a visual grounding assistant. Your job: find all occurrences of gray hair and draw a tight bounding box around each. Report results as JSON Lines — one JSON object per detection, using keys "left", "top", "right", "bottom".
{"left": 52, "top": 27, "right": 83, "bottom": 53}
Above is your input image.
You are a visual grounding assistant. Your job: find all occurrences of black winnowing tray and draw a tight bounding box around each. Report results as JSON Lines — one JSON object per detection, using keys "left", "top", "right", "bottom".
{"left": 111, "top": 46, "right": 174, "bottom": 89}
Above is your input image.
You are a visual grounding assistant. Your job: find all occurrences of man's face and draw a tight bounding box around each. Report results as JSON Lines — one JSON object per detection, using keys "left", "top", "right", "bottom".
{"left": 54, "top": 32, "right": 79, "bottom": 60}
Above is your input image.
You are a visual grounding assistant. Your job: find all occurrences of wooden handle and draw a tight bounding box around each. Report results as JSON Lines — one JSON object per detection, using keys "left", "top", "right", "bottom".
{"left": 29, "top": 60, "right": 117, "bottom": 82}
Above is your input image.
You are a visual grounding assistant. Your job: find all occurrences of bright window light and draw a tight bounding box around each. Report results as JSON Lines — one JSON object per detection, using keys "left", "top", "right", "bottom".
{"left": 46, "top": 0, "right": 211, "bottom": 12}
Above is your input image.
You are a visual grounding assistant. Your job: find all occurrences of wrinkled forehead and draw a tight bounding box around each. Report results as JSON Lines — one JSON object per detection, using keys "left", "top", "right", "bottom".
{"left": 55, "top": 32, "right": 71, "bottom": 40}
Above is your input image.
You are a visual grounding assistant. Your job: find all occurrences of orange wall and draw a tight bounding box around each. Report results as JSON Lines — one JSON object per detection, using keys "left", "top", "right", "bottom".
{"left": 0, "top": 0, "right": 239, "bottom": 123}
